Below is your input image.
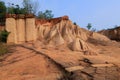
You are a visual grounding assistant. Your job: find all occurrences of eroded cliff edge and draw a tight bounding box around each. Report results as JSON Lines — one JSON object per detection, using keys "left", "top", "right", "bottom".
{"left": 0, "top": 15, "right": 119, "bottom": 80}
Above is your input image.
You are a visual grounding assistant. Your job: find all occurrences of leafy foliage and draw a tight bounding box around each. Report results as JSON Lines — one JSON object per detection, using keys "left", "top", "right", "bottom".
{"left": 38, "top": 10, "right": 54, "bottom": 19}
{"left": 73, "top": 22, "right": 77, "bottom": 25}
{"left": 0, "top": 0, "right": 53, "bottom": 19}
{"left": 0, "top": 30, "right": 10, "bottom": 43}
{"left": 22, "top": 0, "right": 33, "bottom": 14}
{"left": 0, "top": 1, "right": 6, "bottom": 26}
{"left": 86, "top": 23, "right": 92, "bottom": 30}
{"left": 7, "top": 3, "right": 26, "bottom": 14}
{"left": 0, "top": 43, "right": 9, "bottom": 56}
{"left": 0, "top": 30, "right": 10, "bottom": 56}
{"left": 0, "top": 1, "right": 6, "bottom": 18}
{"left": 22, "top": 0, "right": 39, "bottom": 14}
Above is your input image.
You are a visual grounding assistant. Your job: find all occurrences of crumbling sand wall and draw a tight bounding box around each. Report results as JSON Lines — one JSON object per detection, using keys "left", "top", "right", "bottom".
{"left": 6, "top": 15, "right": 99, "bottom": 54}
{"left": 6, "top": 17, "right": 37, "bottom": 44}
{"left": 6, "top": 15, "right": 69, "bottom": 44}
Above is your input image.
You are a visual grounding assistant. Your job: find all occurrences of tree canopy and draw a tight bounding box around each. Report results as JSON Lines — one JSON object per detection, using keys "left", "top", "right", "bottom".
{"left": 0, "top": 1, "right": 6, "bottom": 18}
{"left": 0, "top": 0, "right": 54, "bottom": 19}
{"left": 38, "top": 10, "right": 54, "bottom": 19}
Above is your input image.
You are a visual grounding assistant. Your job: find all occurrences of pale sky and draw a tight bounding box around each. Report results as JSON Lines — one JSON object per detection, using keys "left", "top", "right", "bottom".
{"left": 3, "top": 0, "right": 120, "bottom": 30}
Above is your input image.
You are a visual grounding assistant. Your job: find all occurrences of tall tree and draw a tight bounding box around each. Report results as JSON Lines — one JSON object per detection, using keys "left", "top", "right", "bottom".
{"left": 23, "top": 0, "right": 32, "bottom": 14}
{"left": 7, "top": 3, "right": 15, "bottom": 14}
{"left": 22, "top": 0, "right": 39, "bottom": 14}
{"left": 0, "top": 1, "right": 6, "bottom": 25}
{"left": 0, "top": 1, "right": 6, "bottom": 18}
{"left": 31, "top": 0, "right": 39, "bottom": 14}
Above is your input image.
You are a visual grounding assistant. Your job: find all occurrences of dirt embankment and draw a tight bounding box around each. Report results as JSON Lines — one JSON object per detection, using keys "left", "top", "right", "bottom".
{"left": 0, "top": 41, "right": 120, "bottom": 80}
{"left": 1, "top": 16, "right": 120, "bottom": 80}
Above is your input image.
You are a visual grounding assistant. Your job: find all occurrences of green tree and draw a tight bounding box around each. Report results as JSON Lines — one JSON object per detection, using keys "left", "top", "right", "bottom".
{"left": 7, "top": 3, "right": 26, "bottom": 14}
{"left": 13, "top": 5, "right": 20, "bottom": 14}
{"left": 19, "top": 8, "right": 26, "bottom": 14}
{"left": 0, "top": 1, "right": 6, "bottom": 25}
{"left": 31, "top": 0, "right": 39, "bottom": 14}
{"left": 0, "top": 1, "right": 6, "bottom": 18}
{"left": 22, "top": 0, "right": 39, "bottom": 14}
{"left": 38, "top": 10, "right": 54, "bottom": 19}
{"left": 23, "top": 0, "right": 32, "bottom": 14}
{"left": 7, "top": 3, "right": 15, "bottom": 14}
{"left": 86, "top": 23, "right": 92, "bottom": 30}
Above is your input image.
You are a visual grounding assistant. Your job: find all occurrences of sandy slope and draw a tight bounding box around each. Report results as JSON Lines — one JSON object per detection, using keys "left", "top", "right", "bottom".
{"left": 0, "top": 40, "right": 120, "bottom": 80}
{"left": 1, "top": 16, "right": 120, "bottom": 80}
{"left": 0, "top": 46, "right": 63, "bottom": 80}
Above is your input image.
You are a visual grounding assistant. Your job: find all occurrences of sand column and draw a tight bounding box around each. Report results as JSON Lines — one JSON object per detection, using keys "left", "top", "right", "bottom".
{"left": 16, "top": 19, "right": 25, "bottom": 44}
{"left": 6, "top": 18, "right": 17, "bottom": 44}
{"left": 25, "top": 18, "right": 37, "bottom": 42}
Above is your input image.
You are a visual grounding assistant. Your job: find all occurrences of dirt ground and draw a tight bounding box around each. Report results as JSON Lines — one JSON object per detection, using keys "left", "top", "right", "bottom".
{"left": 0, "top": 40, "right": 120, "bottom": 80}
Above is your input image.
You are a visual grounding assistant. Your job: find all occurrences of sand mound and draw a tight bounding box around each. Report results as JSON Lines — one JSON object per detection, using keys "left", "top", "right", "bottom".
{"left": 0, "top": 47, "right": 64, "bottom": 80}
{"left": 5, "top": 16, "right": 112, "bottom": 54}
{"left": 0, "top": 42, "right": 120, "bottom": 80}
{"left": 36, "top": 17, "right": 99, "bottom": 54}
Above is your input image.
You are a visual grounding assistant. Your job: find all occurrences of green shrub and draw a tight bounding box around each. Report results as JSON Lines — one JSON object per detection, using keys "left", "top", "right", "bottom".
{"left": 0, "top": 30, "right": 10, "bottom": 56}
{"left": 0, "top": 30, "right": 10, "bottom": 43}
{"left": 0, "top": 43, "right": 9, "bottom": 56}
{"left": 73, "top": 22, "right": 77, "bottom": 25}
{"left": 86, "top": 23, "right": 92, "bottom": 30}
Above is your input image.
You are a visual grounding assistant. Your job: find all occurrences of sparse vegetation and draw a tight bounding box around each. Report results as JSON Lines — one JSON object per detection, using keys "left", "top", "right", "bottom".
{"left": 86, "top": 23, "right": 92, "bottom": 30}
{"left": 22, "top": 0, "right": 39, "bottom": 14}
{"left": 0, "top": 0, "right": 54, "bottom": 19}
{"left": 0, "top": 30, "right": 10, "bottom": 56}
{"left": 0, "top": 42, "right": 9, "bottom": 56}
{"left": 7, "top": 3, "right": 26, "bottom": 14}
{"left": 0, "top": 1, "right": 6, "bottom": 26}
{"left": 0, "top": 1, "right": 6, "bottom": 18}
{"left": 37, "top": 10, "right": 54, "bottom": 19}
{"left": 0, "top": 30, "right": 10, "bottom": 43}
{"left": 73, "top": 22, "right": 77, "bottom": 25}
{"left": 7, "top": 2, "right": 34, "bottom": 14}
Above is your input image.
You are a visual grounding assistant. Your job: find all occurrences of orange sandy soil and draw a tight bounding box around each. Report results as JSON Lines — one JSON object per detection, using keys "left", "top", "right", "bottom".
{"left": 0, "top": 41, "right": 120, "bottom": 80}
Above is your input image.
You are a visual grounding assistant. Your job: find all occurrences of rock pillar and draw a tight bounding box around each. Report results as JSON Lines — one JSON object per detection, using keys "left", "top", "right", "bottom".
{"left": 25, "top": 18, "right": 37, "bottom": 42}
{"left": 6, "top": 18, "right": 17, "bottom": 44}
{"left": 16, "top": 19, "right": 25, "bottom": 44}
